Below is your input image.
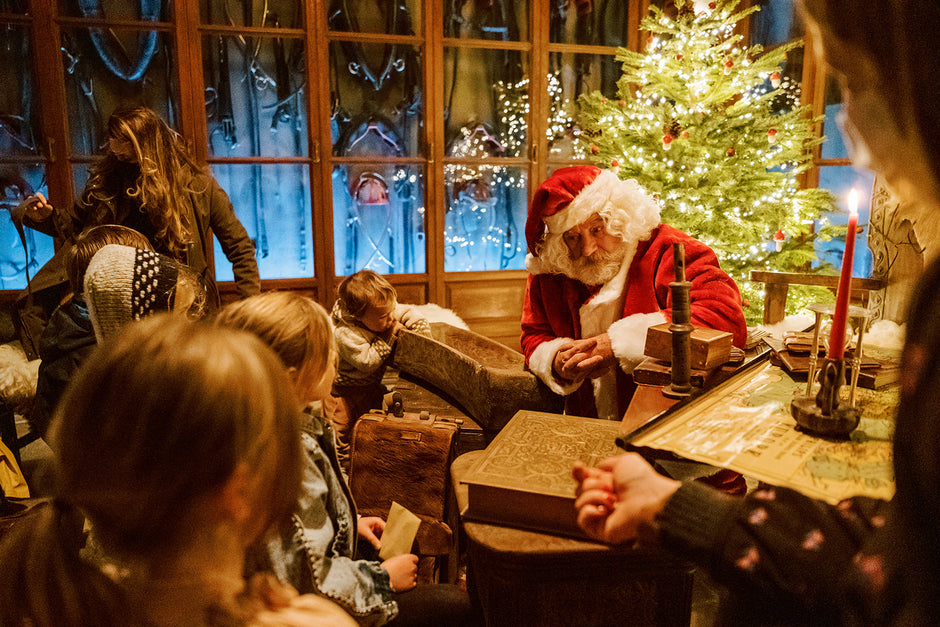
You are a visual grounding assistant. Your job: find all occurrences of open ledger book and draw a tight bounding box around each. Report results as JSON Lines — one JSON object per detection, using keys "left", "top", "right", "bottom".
{"left": 461, "top": 410, "right": 623, "bottom": 538}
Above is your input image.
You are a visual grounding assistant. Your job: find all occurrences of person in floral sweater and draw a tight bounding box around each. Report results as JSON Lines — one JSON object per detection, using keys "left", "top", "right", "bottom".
{"left": 573, "top": 0, "right": 940, "bottom": 623}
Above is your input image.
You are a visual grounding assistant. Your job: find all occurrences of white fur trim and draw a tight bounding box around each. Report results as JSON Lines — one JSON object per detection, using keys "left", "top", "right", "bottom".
{"left": 525, "top": 253, "right": 549, "bottom": 275}
{"left": 608, "top": 311, "right": 667, "bottom": 369}
{"left": 0, "top": 343, "right": 39, "bottom": 408}
{"left": 543, "top": 171, "right": 661, "bottom": 237}
{"left": 592, "top": 373, "right": 619, "bottom": 421}
{"left": 528, "top": 337, "right": 584, "bottom": 396}
{"left": 576, "top": 256, "right": 639, "bottom": 421}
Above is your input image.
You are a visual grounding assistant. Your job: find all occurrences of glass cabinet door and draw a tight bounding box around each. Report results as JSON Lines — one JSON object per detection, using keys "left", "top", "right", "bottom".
{"left": 443, "top": 0, "right": 529, "bottom": 272}
{"left": 201, "top": 26, "right": 314, "bottom": 280}
{"left": 0, "top": 11, "right": 52, "bottom": 290}
{"left": 329, "top": 0, "right": 426, "bottom": 276}
{"left": 547, "top": 2, "right": 633, "bottom": 164}
{"left": 202, "top": 0, "right": 314, "bottom": 280}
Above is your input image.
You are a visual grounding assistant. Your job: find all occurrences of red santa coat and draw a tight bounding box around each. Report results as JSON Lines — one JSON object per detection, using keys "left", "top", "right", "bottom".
{"left": 521, "top": 224, "right": 747, "bottom": 419}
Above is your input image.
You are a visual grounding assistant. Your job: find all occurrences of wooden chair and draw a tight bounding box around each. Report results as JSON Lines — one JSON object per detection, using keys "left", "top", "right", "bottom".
{"left": 749, "top": 271, "right": 886, "bottom": 325}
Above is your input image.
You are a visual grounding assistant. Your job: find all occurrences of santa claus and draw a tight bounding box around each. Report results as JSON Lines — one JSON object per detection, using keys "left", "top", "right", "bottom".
{"left": 521, "top": 165, "right": 747, "bottom": 420}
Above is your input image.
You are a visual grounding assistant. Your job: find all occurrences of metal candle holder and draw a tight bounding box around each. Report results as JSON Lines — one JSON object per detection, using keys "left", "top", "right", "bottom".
{"left": 790, "top": 302, "right": 871, "bottom": 437}
{"left": 663, "top": 242, "right": 695, "bottom": 399}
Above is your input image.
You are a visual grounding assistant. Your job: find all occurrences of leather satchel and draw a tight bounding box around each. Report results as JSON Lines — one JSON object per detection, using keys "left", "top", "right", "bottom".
{"left": 349, "top": 406, "right": 460, "bottom": 574}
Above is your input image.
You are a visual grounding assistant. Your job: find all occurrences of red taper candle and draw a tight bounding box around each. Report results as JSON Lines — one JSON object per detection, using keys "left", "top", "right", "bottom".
{"left": 828, "top": 189, "right": 859, "bottom": 361}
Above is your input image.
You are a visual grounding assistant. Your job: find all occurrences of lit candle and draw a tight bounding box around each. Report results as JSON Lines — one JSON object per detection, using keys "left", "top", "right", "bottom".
{"left": 828, "top": 189, "right": 859, "bottom": 361}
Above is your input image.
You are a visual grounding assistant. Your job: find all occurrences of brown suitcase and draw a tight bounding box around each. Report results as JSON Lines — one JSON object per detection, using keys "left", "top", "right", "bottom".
{"left": 349, "top": 402, "right": 461, "bottom": 582}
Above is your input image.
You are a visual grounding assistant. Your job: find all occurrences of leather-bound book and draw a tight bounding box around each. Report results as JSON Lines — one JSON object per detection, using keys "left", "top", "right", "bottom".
{"left": 461, "top": 410, "right": 623, "bottom": 538}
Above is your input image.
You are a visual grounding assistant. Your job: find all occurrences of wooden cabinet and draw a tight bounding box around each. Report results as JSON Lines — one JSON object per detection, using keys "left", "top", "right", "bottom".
{"left": 0, "top": 1, "right": 833, "bottom": 349}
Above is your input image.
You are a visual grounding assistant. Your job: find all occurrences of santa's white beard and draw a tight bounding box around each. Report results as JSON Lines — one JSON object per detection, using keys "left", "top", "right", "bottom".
{"left": 550, "top": 243, "right": 628, "bottom": 286}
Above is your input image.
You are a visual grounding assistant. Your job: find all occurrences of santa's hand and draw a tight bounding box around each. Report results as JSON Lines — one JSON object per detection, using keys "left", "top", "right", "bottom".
{"left": 552, "top": 341, "right": 580, "bottom": 382}
{"left": 554, "top": 343, "right": 598, "bottom": 383}
{"left": 563, "top": 352, "right": 609, "bottom": 380}
{"left": 555, "top": 337, "right": 598, "bottom": 366}
{"left": 560, "top": 334, "right": 617, "bottom": 380}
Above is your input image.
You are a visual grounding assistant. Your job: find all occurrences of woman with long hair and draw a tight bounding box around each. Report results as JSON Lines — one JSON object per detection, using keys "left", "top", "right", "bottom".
{"left": 20, "top": 106, "right": 260, "bottom": 304}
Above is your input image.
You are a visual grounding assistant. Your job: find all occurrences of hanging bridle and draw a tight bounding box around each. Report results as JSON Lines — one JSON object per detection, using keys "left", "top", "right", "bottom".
{"left": 76, "top": 0, "right": 161, "bottom": 82}
{"left": 328, "top": 0, "right": 412, "bottom": 92}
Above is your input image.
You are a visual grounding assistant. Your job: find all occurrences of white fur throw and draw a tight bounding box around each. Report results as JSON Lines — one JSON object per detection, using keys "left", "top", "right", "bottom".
{"left": 0, "top": 342, "right": 39, "bottom": 412}
{"left": 408, "top": 303, "right": 470, "bottom": 330}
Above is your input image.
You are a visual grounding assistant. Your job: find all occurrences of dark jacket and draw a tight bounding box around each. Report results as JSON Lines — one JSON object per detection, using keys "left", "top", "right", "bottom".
{"left": 24, "top": 168, "right": 260, "bottom": 301}
{"left": 30, "top": 294, "right": 96, "bottom": 437}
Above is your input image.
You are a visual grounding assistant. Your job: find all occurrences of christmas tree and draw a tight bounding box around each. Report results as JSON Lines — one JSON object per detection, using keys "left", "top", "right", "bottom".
{"left": 578, "top": 0, "right": 838, "bottom": 323}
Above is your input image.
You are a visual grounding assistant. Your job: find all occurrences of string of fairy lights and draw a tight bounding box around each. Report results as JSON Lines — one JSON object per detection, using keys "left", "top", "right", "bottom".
{"left": 444, "top": 78, "right": 529, "bottom": 270}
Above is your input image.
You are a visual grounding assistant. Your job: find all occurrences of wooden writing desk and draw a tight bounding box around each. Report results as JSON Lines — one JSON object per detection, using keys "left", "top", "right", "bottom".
{"left": 447, "top": 347, "right": 768, "bottom": 625}
{"left": 621, "top": 384, "right": 681, "bottom": 436}
{"left": 451, "top": 451, "right": 694, "bottom": 627}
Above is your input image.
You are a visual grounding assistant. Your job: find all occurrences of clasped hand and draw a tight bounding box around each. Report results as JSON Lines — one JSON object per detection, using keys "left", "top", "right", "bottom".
{"left": 572, "top": 454, "right": 680, "bottom": 545}
{"left": 552, "top": 333, "right": 617, "bottom": 383}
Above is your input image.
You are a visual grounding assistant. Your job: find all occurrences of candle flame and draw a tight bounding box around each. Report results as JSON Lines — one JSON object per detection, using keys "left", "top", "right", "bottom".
{"left": 848, "top": 188, "right": 859, "bottom": 216}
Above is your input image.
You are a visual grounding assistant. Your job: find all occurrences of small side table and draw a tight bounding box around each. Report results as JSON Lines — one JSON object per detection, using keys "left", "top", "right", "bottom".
{"left": 451, "top": 451, "right": 694, "bottom": 626}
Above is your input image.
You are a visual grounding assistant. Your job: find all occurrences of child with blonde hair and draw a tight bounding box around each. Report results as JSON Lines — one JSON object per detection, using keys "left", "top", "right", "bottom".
{"left": 330, "top": 270, "right": 432, "bottom": 468}
{"left": 216, "top": 291, "right": 478, "bottom": 626}
{"left": 0, "top": 315, "right": 356, "bottom": 626}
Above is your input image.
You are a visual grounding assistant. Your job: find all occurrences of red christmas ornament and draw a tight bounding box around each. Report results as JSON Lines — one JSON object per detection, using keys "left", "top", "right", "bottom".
{"left": 768, "top": 128, "right": 778, "bottom": 143}
{"left": 726, "top": 147, "right": 736, "bottom": 157}
{"left": 723, "top": 58, "right": 734, "bottom": 75}
{"left": 676, "top": 53, "right": 684, "bottom": 61}
{"left": 709, "top": 2, "right": 717, "bottom": 9}
{"left": 681, "top": 130, "right": 690, "bottom": 139}
{"left": 618, "top": 100, "right": 625, "bottom": 106}
{"left": 662, "top": 135, "right": 674, "bottom": 150}
{"left": 591, "top": 144, "right": 599, "bottom": 155}
{"left": 770, "top": 71, "right": 781, "bottom": 88}
{"left": 773, "top": 229, "right": 786, "bottom": 251}
{"left": 610, "top": 159, "right": 620, "bottom": 168}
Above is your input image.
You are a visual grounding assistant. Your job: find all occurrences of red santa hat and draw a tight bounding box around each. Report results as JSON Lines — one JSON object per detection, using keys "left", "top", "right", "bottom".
{"left": 525, "top": 165, "right": 662, "bottom": 256}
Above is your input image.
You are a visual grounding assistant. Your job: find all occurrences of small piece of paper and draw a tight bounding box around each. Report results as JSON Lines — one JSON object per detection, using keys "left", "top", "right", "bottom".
{"left": 378, "top": 501, "right": 421, "bottom": 560}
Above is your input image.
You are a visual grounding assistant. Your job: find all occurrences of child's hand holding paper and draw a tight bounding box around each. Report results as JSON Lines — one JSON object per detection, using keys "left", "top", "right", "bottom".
{"left": 378, "top": 501, "right": 421, "bottom": 560}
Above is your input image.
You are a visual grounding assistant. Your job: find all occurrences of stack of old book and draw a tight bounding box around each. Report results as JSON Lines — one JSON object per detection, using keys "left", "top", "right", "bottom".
{"left": 768, "top": 331, "right": 900, "bottom": 389}
{"left": 631, "top": 322, "right": 740, "bottom": 388}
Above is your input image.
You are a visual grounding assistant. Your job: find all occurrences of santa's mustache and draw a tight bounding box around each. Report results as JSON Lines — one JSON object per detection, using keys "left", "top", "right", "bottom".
{"left": 566, "top": 245, "right": 627, "bottom": 286}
